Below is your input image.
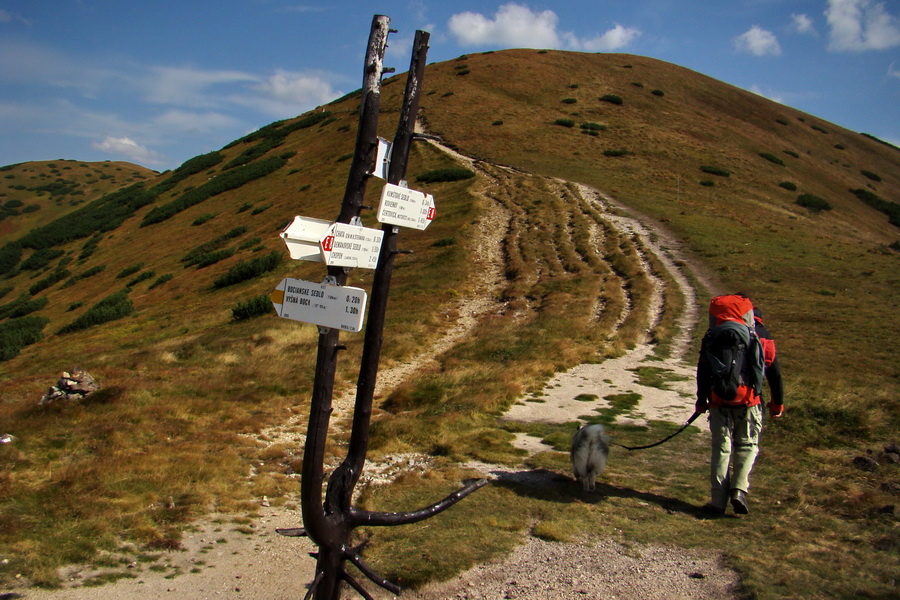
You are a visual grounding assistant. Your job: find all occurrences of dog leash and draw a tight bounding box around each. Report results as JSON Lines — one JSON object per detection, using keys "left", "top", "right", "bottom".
{"left": 612, "top": 410, "right": 702, "bottom": 451}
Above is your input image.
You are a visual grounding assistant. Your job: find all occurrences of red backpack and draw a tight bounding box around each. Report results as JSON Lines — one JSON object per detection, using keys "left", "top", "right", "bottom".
{"left": 703, "top": 295, "right": 766, "bottom": 405}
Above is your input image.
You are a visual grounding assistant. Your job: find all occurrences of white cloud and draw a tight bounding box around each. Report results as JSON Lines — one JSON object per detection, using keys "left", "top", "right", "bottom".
{"left": 144, "top": 66, "right": 259, "bottom": 108}
{"left": 449, "top": 3, "right": 561, "bottom": 48}
{"left": 250, "top": 71, "right": 342, "bottom": 118}
{"left": 749, "top": 85, "right": 786, "bottom": 104}
{"left": 889, "top": 62, "right": 900, "bottom": 77}
{"left": 567, "top": 24, "right": 642, "bottom": 52}
{"left": 791, "top": 13, "right": 817, "bottom": 35}
{"left": 92, "top": 136, "right": 165, "bottom": 166}
{"left": 734, "top": 26, "right": 782, "bottom": 56}
{"left": 447, "top": 3, "right": 639, "bottom": 52}
{"left": 826, "top": 0, "right": 900, "bottom": 51}
{"left": 153, "top": 109, "right": 240, "bottom": 134}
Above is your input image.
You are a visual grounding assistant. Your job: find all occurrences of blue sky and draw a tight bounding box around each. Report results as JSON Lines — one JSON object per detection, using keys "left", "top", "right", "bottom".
{"left": 1, "top": 1, "right": 898, "bottom": 171}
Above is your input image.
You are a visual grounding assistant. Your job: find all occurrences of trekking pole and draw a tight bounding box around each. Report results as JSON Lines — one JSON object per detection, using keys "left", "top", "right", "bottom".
{"left": 613, "top": 410, "right": 702, "bottom": 451}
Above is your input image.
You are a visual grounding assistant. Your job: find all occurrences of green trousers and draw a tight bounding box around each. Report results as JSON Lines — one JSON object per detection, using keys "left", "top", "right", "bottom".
{"left": 708, "top": 404, "right": 763, "bottom": 508}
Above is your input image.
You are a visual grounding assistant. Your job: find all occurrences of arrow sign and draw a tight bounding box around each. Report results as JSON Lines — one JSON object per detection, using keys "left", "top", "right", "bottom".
{"left": 320, "top": 222, "right": 384, "bottom": 269}
{"left": 280, "top": 216, "right": 331, "bottom": 262}
{"left": 376, "top": 182, "right": 436, "bottom": 230}
{"left": 270, "top": 278, "right": 367, "bottom": 332}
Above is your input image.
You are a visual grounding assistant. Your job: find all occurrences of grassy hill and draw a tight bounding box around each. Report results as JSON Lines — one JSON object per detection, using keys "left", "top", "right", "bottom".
{"left": 0, "top": 50, "right": 897, "bottom": 597}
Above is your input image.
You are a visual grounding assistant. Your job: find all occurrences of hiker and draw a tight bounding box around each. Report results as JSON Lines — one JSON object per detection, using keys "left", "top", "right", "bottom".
{"left": 695, "top": 294, "right": 784, "bottom": 516}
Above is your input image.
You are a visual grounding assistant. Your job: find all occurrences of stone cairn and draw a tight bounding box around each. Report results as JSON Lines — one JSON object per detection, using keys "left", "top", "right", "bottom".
{"left": 39, "top": 368, "right": 98, "bottom": 407}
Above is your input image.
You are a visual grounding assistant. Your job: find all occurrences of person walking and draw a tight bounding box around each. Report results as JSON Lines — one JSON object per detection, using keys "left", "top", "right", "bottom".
{"left": 695, "top": 294, "right": 784, "bottom": 516}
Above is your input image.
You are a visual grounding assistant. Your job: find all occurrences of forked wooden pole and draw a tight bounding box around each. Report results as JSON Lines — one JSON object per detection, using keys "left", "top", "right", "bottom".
{"left": 288, "top": 19, "right": 485, "bottom": 600}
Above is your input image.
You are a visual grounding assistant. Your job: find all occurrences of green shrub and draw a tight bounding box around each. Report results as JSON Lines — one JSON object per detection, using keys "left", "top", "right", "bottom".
{"left": 141, "top": 156, "right": 286, "bottom": 226}
{"left": 29, "top": 269, "right": 70, "bottom": 295}
{"left": 21, "top": 248, "right": 64, "bottom": 271}
{"left": 116, "top": 263, "right": 144, "bottom": 279}
{"left": 778, "top": 181, "right": 798, "bottom": 191}
{"left": 553, "top": 119, "right": 575, "bottom": 128}
{"left": 701, "top": 165, "right": 731, "bottom": 177}
{"left": 193, "top": 248, "right": 235, "bottom": 269}
{"left": 860, "top": 170, "right": 882, "bottom": 182}
{"left": 603, "top": 149, "right": 629, "bottom": 157}
{"left": 0, "top": 316, "right": 49, "bottom": 361}
{"left": 850, "top": 188, "right": 900, "bottom": 227}
{"left": 700, "top": 180, "right": 715, "bottom": 187}
{"left": 759, "top": 153, "right": 785, "bottom": 166}
{"left": 182, "top": 226, "right": 248, "bottom": 267}
{"left": 20, "top": 184, "right": 155, "bottom": 249}
{"left": 213, "top": 251, "right": 282, "bottom": 288}
{"left": 0, "top": 296, "right": 48, "bottom": 320}
{"left": 561, "top": 98, "right": 577, "bottom": 104}
{"left": 57, "top": 291, "right": 134, "bottom": 334}
{"left": 783, "top": 150, "right": 800, "bottom": 159}
{"left": 599, "top": 94, "right": 623, "bottom": 105}
{"left": 796, "top": 193, "right": 832, "bottom": 213}
{"left": 811, "top": 125, "right": 829, "bottom": 134}
{"left": 192, "top": 213, "right": 216, "bottom": 226}
{"left": 151, "top": 152, "right": 224, "bottom": 195}
{"left": 651, "top": 89, "right": 665, "bottom": 97}
{"left": 0, "top": 242, "right": 22, "bottom": 276}
{"left": 238, "top": 237, "right": 262, "bottom": 250}
{"left": 79, "top": 235, "right": 101, "bottom": 261}
{"left": 456, "top": 69, "right": 470, "bottom": 76}
{"left": 231, "top": 294, "right": 274, "bottom": 321}
{"left": 492, "top": 120, "right": 504, "bottom": 126}
{"left": 126, "top": 270, "right": 155, "bottom": 287}
{"left": 776, "top": 118, "right": 789, "bottom": 126}
{"left": 148, "top": 273, "right": 174, "bottom": 290}
{"left": 62, "top": 264, "right": 106, "bottom": 288}
{"left": 580, "top": 122, "right": 606, "bottom": 132}
{"left": 415, "top": 168, "right": 475, "bottom": 183}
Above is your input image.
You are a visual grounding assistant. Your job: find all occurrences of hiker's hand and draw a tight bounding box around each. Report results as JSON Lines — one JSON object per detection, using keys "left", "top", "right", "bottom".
{"left": 768, "top": 402, "right": 784, "bottom": 418}
{"left": 695, "top": 398, "right": 709, "bottom": 414}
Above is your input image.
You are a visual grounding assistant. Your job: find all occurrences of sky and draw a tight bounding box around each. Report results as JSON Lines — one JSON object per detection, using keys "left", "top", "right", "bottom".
{"left": 1, "top": 0, "right": 898, "bottom": 171}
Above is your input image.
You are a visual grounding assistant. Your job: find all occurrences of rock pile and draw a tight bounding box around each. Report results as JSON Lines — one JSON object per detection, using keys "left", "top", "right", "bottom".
{"left": 39, "top": 368, "right": 99, "bottom": 406}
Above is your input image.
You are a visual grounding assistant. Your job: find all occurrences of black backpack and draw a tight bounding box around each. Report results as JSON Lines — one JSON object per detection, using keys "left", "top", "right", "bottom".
{"left": 703, "top": 320, "right": 765, "bottom": 402}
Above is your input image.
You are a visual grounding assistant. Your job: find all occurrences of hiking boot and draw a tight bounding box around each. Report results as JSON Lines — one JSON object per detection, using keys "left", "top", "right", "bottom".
{"left": 730, "top": 490, "right": 749, "bottom": 515}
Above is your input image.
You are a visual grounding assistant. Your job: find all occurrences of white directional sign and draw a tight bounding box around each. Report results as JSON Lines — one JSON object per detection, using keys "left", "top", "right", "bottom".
{"left": 270, "top": 278, "right": 367, "bottom": 332}
{"left": 376, "top": 183, "right": 436, "bottom": 230}
{"left": 320, "top": 222, "right": 383, "bottom": 269}
{"left": 280, "top": 216, "right": 383, "bottom": 269}
{"left": 280, "top": 216, "right": 331, "bottom": 262}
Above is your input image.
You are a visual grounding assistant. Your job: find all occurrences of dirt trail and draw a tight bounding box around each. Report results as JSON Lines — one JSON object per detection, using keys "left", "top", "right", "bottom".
{"left": 8, "top": 140, "right": 741, "bottom": 600}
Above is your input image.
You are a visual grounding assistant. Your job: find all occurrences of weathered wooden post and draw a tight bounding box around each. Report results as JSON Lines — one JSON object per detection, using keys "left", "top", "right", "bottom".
{"left": 274, "top": 17, "right": 486, "bottom": 600}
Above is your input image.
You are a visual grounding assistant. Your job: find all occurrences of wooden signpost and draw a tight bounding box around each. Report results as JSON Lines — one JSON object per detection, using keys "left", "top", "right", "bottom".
{"left": 272, "top": 16, "right": 485, "bottom": 600}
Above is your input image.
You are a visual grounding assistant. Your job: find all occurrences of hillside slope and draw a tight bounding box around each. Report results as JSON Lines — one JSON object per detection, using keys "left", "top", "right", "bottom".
{"left": 0, "top": 50, "right": 898, "bottom": 598}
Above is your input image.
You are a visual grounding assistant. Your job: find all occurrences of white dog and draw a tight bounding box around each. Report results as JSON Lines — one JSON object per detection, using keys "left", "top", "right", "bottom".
{"left": 570, "top": 424, "right": 611, "bottom": 491}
